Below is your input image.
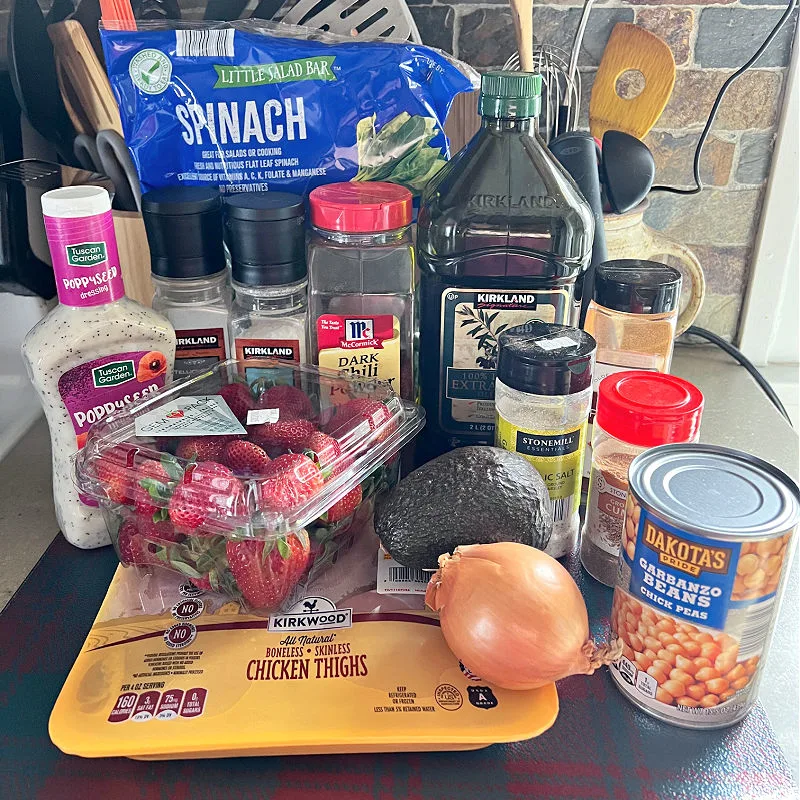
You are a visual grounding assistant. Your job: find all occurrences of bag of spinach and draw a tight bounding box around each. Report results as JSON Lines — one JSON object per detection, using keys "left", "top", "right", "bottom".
{"left": 101, "top": 21, "right": 478, "bottom": 196}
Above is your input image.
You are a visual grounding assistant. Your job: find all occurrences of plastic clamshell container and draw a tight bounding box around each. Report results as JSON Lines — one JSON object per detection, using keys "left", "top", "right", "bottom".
{"left": 49, "top": 564, "right": 559, "bottom": 758}
{"left": 75, "top": 359, "right": 425, "bottom": 609}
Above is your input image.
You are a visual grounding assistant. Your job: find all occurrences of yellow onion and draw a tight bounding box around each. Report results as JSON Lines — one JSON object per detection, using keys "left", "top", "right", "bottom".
{"left": 425, "top": 542, "right": 620, "bottom": 690}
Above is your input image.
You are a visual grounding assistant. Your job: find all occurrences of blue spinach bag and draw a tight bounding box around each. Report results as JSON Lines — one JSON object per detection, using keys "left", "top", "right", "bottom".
{"left": 101, "top": 21, "right": 477, "bottom": 196}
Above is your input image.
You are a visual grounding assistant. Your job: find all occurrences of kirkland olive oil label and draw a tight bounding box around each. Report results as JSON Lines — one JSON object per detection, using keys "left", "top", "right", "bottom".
{"left": 495, "top": 414, "right": 586, "bottom": 524}
{"left": 174, "top": 328, "right": 227, "bottom": 381}
{"left": 439, "top": 288, "right": 568, "bottom": 436}
{"left": 317, "top": 315, "right": 401, "bottom": 395}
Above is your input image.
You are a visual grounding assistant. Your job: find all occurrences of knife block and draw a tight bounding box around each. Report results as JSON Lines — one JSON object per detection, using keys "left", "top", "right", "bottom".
{"left": 112, "top": 210, "right": 153, "bottom": 307}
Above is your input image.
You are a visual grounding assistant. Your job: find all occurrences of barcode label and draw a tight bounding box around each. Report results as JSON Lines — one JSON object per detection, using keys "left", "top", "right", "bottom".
{"left": 176, "top": 29, "right": 235, "bottom": 58}
{"left": 389, "top": 566, "right": 426, "bottom": 583}
{"left": 737, "top": 596, "right": 775, "bottom": 659}
{"left": 552, "top": 496, "right": 573, "bottom": 522}
{"left": 377, "top": 547, "right": 429, "bottom": 595}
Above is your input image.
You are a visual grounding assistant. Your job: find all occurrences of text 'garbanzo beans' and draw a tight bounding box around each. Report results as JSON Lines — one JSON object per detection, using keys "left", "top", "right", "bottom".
{"left": 610, "top": 444, "right": 798, "bottom": 729}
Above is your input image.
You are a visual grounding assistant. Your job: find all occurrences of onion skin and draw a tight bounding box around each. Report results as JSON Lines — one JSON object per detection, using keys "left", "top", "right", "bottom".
{"left": 426, "top": 542, "right": 619, "bottom": 690}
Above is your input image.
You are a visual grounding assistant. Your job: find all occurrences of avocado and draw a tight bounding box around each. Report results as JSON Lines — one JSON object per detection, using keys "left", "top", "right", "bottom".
{"left": 375, "top": 446, "right": 553, "bottom": 569}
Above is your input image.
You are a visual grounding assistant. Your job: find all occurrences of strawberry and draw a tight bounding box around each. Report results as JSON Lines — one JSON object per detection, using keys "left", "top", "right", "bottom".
{"left": 323, "top": 484, "right": 362, "bottom": 523}
{"left": 257, "top": 453, "right": 323, "bottom": 513}
{"left": 116, "top": 519, "right": 158, "bottom": 566}
{"left": 94, "top": 444, "right": 137, "bottom": 506}
{"left": 176, "top": 436, "right": 235, "bottom": 462}
{"left": 219, "top": 382, "right": 255, "bottom": 423}
{"left": 223, "top": 440, "right": 271, "bottom": 475}
{"left": 323, "top": 399, "right": 395, "bottom": 444}
{"left": 249, "top": 418, "right": 317, "bottom": 454}
{"left": 328, "top": 455, "right": 355, "bottom": 480}
{"left": 133, "top": 460, "right": 173, "bottom": 517}
{"left": 135, "top": 514, "right": 182, "bottom": 544}
{"left": 189, "top": 574, "right": 214, "bottom": 591}
{"left": 303, "top": 431, "right": 342, "bottom": 472}
{"left": 257, "top": 384, "right": 315, "bottom": 421}
{"left": 226, "top": 531, "right": 310, "bottom": 610}
{"left": 168, "top": 462, "right": 245, "bottom": 534}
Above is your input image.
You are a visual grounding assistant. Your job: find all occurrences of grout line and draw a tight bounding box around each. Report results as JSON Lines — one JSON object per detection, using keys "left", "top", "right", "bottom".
{"left": 687, "top": 5, "right": 701, "bottom": 69}
{"left": 452, "top": 6, "right": 462, "bottom": 59}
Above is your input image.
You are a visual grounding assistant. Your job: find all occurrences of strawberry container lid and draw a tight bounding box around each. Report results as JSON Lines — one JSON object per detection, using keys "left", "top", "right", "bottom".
{"left": 75, "top": 359, "right": 425, "bottom": 542}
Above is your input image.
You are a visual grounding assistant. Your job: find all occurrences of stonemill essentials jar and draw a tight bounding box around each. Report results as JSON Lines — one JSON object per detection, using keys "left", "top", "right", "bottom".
{"left": 495, "top": 321, "right": 596, "bottom": 558}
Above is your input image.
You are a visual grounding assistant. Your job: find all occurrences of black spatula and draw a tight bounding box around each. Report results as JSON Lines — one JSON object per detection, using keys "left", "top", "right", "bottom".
{"left": 9, "top": 0, "right": 77, "bottom": 165}
{"left": 601, "top": 130, "right": 656, "bottom": 214}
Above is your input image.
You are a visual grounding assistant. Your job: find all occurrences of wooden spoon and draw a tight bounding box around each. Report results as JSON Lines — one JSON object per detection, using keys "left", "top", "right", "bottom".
{"left": 509, "top": 0, "right": 534, "bottom": 72}
{"left": 589, "top": 23, "right": 676, "bottom": 140}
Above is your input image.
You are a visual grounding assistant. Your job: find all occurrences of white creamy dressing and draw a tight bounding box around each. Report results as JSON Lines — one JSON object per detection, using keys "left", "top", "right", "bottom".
{"left": 22, "top": 299, "right": 175, "bottom": 549}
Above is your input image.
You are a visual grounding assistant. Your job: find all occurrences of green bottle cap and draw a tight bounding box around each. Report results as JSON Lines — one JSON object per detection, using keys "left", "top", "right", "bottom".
{"left": 478, "top": 71, "right": 542, "bottom": 119}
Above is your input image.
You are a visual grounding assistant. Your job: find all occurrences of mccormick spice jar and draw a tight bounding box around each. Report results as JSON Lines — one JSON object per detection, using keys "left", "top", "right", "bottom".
{"left": 494, "top": 322, "right": 596, "bottom": 559}
{"left": 580, "top": 372, "right": 704, "bottom": 586}
{"left": 610, "top": 444, "right": 799, "bottom": 729}
{"left": 307, "top": 182, "right": 416, "bottom": 402}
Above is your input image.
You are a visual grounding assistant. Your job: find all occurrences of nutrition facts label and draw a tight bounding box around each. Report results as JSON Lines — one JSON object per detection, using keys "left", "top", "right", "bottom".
{"left": 108, "top": 687, "right": 207, "bottom": 722}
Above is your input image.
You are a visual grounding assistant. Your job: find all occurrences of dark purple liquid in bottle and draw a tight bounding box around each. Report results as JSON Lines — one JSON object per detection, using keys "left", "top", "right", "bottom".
{"left": 416, "top": 112, "right": 593, "bottom": 463}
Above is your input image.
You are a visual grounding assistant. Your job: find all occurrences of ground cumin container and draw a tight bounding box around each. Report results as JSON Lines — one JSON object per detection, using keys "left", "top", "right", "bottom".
{"left": 610, "top": 443, "right": 799, "bottom": 729}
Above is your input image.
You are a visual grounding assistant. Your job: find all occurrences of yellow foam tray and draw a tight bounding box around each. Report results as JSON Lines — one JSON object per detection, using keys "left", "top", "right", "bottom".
{"left": 50, "top": 566, "right": 558, "bottom": 759}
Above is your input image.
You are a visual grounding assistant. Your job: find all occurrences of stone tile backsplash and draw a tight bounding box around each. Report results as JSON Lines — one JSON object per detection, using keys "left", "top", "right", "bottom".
{"left": 410, "top": 0, "right": 797, "bottom": 340}
{"left": 0, "top": 0, "right": 794, "bottom": 340}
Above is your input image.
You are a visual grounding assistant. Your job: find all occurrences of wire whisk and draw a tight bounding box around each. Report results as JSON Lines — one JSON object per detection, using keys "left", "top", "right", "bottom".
{"left": 504, "top": 45, "right": 580, "bottom": 143}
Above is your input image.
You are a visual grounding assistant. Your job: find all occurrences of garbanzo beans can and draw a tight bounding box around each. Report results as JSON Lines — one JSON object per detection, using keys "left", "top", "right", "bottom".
{"left": 610, "top": 443, "right": 799, "bottom": 728}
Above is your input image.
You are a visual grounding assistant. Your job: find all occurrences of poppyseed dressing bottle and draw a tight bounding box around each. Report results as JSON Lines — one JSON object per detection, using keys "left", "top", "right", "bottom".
{"left": 22, "top": 187, "right": 175, "bottom": 549}
{"left": 416, "top": 71, "right": 594, "bottom": 463}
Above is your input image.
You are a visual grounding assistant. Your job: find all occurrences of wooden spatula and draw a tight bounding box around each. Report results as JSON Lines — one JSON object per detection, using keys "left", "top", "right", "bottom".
{"left": 48, "top": 19, "right": 123, "bottom": 137}
{"left": 509, "top": 0, "right": 534, "bottom": 73}
{"left": 589, "top": 23, "right": 676, "bottom": 141}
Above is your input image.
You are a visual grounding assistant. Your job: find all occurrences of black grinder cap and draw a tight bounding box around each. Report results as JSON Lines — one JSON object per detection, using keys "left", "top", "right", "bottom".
{"left": 594, "top": 259, "right": 682, "bottom": 315}
{"left": 497, "top": 321, "right": 597, "bottom": 396}
{"left": 141, "top": 186, "right": 226, "bottom": 279}
{"left": 224, "top": 192, "right": 306, "bottom": 286}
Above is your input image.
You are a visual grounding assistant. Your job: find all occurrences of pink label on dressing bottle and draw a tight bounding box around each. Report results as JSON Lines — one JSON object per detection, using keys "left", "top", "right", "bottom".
{"left": 58, "top": 350, "right": 169, "bottom": 450}
{"left": 44, "top": 211, "right": 125, "bottom": 307}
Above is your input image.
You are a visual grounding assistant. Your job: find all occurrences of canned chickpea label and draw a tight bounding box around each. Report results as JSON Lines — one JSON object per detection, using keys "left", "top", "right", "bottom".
{"left": 611, "top": 444, "right": 799, "bottom": 729}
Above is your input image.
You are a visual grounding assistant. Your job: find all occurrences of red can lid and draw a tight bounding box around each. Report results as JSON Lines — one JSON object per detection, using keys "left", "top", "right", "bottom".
{"left": 309, "top": 182, "right": 412, "bottom": 233}
{"left": 596, "top": 371, "right": 704, "bottom": 447}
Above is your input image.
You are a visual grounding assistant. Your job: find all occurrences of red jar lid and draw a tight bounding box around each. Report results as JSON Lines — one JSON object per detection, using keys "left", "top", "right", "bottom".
{"left": 596, "top": 372, "right": 704, "bottom": 448}
{"left": 309, "top": 182, "right": 412, "bottom": 233}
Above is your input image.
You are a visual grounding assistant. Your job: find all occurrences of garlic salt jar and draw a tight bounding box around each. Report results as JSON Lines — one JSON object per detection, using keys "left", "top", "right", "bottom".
{"left": 495, "top": 322, "right": 596, "bottom": 558}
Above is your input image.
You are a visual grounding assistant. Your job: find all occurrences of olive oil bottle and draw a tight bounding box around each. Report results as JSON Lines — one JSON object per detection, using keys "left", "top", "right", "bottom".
{"left": 416, "top": 71, "right": 594, "bottom": 462}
